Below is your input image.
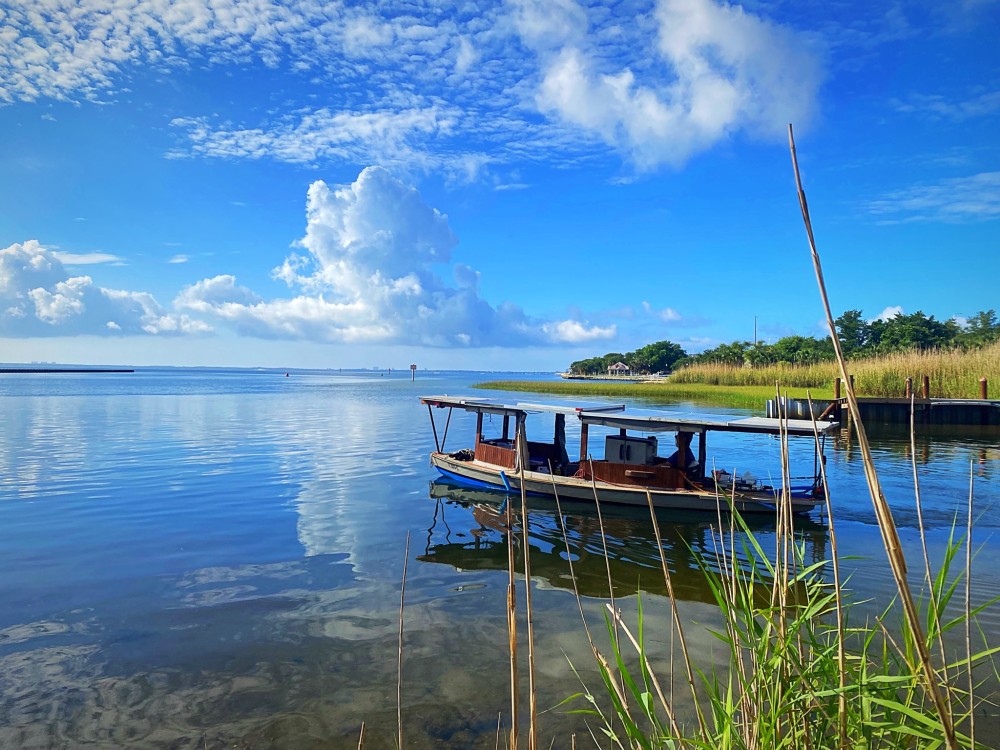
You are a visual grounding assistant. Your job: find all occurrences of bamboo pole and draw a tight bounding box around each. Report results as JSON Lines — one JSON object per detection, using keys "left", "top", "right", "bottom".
{"left": 518, "top": 434, "right": 538, "bottom": 750}
{"left": 396, "top": 533, "right": 410, "bottom": 750}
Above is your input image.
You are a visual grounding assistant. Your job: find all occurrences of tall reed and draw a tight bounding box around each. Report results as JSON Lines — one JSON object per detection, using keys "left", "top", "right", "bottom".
{"left": 670, "top": 343, "right": 1000, "bottom": 399}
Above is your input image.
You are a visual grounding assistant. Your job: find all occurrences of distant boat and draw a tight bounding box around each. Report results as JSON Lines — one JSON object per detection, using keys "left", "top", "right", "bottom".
{"left": 419, "top": 395, "right": 837, "bottom": 515}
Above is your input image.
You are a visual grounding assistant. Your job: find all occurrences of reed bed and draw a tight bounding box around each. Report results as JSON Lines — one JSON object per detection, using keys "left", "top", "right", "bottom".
{"left": 668, "top": 342, "right": 1000, "bottom": 399}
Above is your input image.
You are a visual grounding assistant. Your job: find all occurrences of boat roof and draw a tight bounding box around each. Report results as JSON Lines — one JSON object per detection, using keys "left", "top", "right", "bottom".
{"left": 420, "top": 395, "right": 625, "bottom": 417}
{"left": 579, "top": 410, "right": 839, "bottom": 436}
{"left": 420, "top": 395, "right": 838, "bottom": 435}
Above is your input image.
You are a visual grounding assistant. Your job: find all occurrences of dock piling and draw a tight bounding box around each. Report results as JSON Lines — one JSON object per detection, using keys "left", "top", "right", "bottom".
{"left": 980, "top": 378, "right": 988, "bottom": 400}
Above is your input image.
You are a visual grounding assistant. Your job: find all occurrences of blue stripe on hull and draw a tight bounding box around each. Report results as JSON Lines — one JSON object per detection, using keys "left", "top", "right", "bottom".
{"left": 435, "top": 466, "right": 505, "bottom": 490}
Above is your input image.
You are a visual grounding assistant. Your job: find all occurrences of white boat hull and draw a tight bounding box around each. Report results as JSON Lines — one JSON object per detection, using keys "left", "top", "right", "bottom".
{"left": 430, "top": 452, "right": 822, "bottom": 515}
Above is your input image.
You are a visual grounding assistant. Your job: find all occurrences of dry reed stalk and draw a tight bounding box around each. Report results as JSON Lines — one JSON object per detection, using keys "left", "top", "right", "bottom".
{"left": 587, "top": 458, "right": 621, "bottom": 627}
{"left": 601, "top": 602, "right": 686, "bottom": 742}
{"left": 397, "top": 532, "right": 410, "bottom": 750}
{"left": 911, "top": 396, "right": 950, "bottom": 682}
{"left": 789, "top": 123, "right": 958, "bottom": 749}
{"left": 710, "top": 478, "right": 756, "bottom": 740}
{"left": 808, "top": 393, "right": 848, "bottom": 749}
{"left": 357, "top": 721, "right": 365, "bottom": 750}
{"left": 495, "top": 711, "right": 502, "bottom": 750}
{"left": 587, "top": 455, "right": 628, "bottom": 726}
{"left": 518, "top": 444, "right": 538, "bottom": 750}
{"left": 546, "top": 462, "right": 598, "bottom": 652}
{"left": 646, "top": 489, "right": 708, "bottom": 741}
{"left": 965, "top": 462, "right": 975, "bottom": 746}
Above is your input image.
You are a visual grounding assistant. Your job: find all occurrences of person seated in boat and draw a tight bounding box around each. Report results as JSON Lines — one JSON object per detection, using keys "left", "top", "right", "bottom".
{"left": 666, "top": 431, "right": 697, "bottom": 473}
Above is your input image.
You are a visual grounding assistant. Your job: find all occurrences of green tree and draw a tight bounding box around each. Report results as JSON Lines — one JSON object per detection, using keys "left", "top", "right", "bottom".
{"left": 691, "top": 341, "right": 749, "bottom": 366}
{"left": 877, "top": 311, "right": 956, "bottom": 352}
{"left": 958, "top": 309, "right": 1000, "bottom": 348}
{"left": 630, "top": 340, "right": 688, "bottom": 373}
{"left": 835, "top": 309, "right": 868, "bottom": 357}
{"left": 770, "top": 335, "right": 835, "bottom": 364}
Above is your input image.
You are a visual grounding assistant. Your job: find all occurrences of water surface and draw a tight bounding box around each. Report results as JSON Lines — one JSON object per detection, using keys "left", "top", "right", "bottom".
{"left": 1, "top": 369, "right": 997, "bottom": 747}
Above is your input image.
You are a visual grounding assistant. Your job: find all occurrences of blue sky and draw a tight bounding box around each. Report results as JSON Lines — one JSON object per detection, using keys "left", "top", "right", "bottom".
{"left": 1, "top": 0, "right": 997, "bottom": 370}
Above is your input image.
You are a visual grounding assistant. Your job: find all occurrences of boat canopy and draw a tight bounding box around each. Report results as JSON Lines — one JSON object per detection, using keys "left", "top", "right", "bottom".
{"left": 579, "top": 410, "right": 839, "bottom": 436}
{"left": 420, "top": 395, "right": 626, "bottom": 418}
{"left": 421, "top": 395, "right": 838, "bottom": 436}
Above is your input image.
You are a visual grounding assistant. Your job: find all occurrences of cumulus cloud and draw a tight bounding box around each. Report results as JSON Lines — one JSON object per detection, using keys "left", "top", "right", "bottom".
{"left": 0, "top": 240, "right": 210, "bottom": 336}
{"left": 176, "top": 167, "right": 615, "bottom": 347}
{"left": 533, "top": 0, "right": 823, "bottom": 169}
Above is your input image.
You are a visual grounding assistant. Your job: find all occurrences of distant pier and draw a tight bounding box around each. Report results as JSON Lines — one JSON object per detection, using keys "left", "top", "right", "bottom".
{"left": 0, "top": 368, "right": 134, "bottom": 374}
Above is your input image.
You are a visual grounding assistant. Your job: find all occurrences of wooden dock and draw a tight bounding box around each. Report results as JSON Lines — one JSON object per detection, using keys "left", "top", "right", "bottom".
{"left": 767, "top": 396, "right": 1000, "bottom": 427}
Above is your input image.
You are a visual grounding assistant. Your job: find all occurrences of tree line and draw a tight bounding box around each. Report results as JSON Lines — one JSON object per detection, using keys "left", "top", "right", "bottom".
{"left": 567, "top": 309, "right": 1000, "bottom": 374}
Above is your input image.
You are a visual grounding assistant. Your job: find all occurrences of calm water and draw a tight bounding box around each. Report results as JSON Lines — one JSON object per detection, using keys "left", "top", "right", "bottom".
{"left": 1, "top": 369, "right": 998, "bottom": 748}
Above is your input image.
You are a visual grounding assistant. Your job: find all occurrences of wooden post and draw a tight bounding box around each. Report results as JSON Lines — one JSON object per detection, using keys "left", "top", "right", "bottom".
{"left": 834, "top": 377, "right": 842, "bottom": 421}
{"left": 475, "top": 412, "right": 483, "bottom": 450}
{"left": 517, "top": 415, "right": 529, "bottom": 471}
{"left": 579, "top": 423, "right": 589, "bottom": 463}
{"left": 905, "top": 377, "right": 912, "bottom": 399}
{"left": 502, "top": 415, "right": 510, "bottom": 441}
{"left": 849, "top": 374, "right": 855, "bottom": 392}
{"left": 980, "top": 378, "right": 988, "bottom": 400}
{"left": 922, "top": 375, "right": 930, "bottom": 399}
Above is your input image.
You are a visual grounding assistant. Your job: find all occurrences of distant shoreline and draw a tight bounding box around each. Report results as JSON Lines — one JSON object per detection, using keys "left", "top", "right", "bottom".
{"left": 0, "top": 368, "right": 135, "bottom": 374}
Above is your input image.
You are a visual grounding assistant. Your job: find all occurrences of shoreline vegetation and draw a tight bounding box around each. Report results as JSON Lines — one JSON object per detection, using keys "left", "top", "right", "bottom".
{"left": 476, "top": 341, "right": 1000, "bottom": 409}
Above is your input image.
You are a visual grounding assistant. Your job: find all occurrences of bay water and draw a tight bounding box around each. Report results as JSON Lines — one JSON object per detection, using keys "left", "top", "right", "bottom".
{"left": 1, "top": 369, "right": 997, "bottom": 748}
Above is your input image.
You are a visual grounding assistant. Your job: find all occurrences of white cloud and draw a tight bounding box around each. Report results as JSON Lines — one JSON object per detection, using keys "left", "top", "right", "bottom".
{"left": 642, "top": 301, "right": 682, "bottom": 322}
{"left": 170, "top": 106, "right": 455, "bottom": 168}
{"left": 0, "top": 240, "right": 210, "bottom": 336}
{"left": 1, "top": 0, "right": 825, "bottom": 176}
{"left": 510, "top": 0, "right": 589, "bottom": 51}
{"left": 174, "top": 275, "right": 262, "bottom": 311}
{"left": 541, "top": 319, "right": 616, "bottom": 343}
{"left": 176, "top": 167, "right": 615, "bottom": 347}
{"left": 169, "top": 254, "right": 190, "bottom": 264}
{"left": 533, "top": 0, "right": 823, "bottom": 169}
{"left": 873, "top": 306, "right": 904, "bottom": 322}
{"left": 866, "top": 172, "right": 1000, "bottom": 223}
{"left": 52, "top": 251, "right": 123, "bottom": 265}
{"left": 892, "top": 90, "right": 1000, "bottom": 121}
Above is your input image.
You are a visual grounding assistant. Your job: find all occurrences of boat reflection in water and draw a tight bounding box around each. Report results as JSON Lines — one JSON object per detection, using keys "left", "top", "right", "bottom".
{"left": 420, "top": 479, "right": 830, "bottom": 603}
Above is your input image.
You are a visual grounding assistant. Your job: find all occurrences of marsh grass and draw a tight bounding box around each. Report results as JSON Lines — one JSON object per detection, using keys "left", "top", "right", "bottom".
{"left": 670, "top": 343, "right": 1000, "bottom": 399}
{"left": 476, "top": 344, "right": 1000, "bottom": 409}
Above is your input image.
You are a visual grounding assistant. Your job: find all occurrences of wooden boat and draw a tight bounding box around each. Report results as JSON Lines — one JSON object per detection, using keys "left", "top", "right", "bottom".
{"left": 420, "top": 395, "right": 839, "bottom": 514}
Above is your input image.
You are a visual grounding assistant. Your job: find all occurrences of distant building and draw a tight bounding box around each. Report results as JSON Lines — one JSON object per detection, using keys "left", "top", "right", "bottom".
{"left": 607, "top": 361, "right": 631, "bottom": 376}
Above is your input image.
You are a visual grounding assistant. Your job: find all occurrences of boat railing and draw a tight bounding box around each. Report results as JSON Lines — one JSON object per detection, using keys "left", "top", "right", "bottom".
{"left": 475, "top": 441, "right": 516, "bottom": 469}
